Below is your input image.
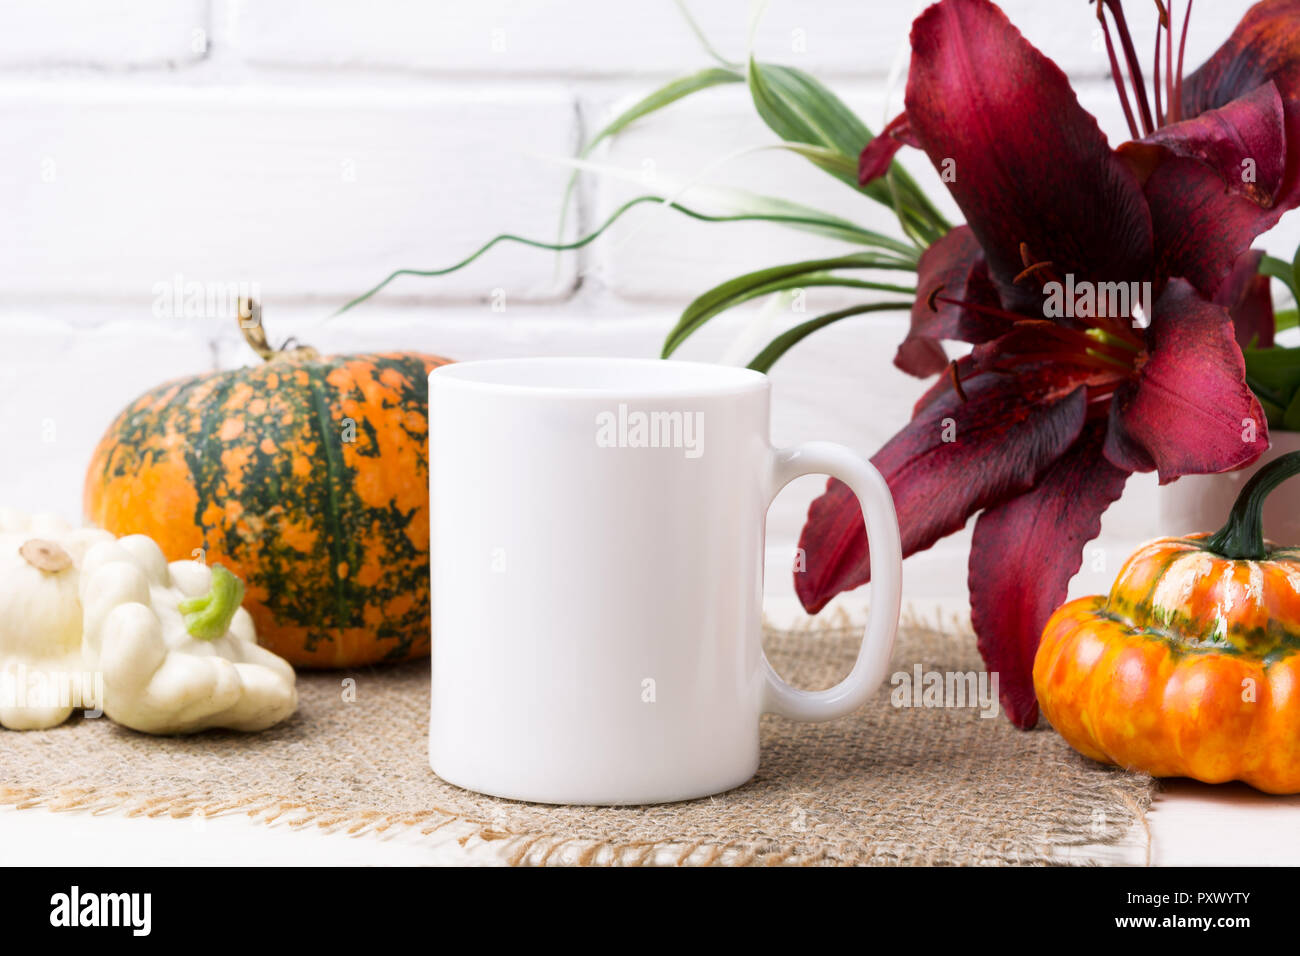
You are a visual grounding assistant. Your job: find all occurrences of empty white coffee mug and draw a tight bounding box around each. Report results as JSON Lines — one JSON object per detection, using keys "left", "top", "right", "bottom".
{"left": 428, "top": 357, "right": 902, "bottom": 805}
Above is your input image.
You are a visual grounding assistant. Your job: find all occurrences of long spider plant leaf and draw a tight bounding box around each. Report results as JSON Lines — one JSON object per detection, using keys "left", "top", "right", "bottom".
{"left": 662, "top": 251, "right": 917, "bottom": 356}
{"left": 747, "top": 301, "right": 914, "bottom": 372}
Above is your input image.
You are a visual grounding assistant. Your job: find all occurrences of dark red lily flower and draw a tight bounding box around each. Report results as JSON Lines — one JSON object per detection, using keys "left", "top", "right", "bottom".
{"left": 1219, "top": 249, "right": 1276, "bottom": 349}
{"left": 799, "top": 0, "right": 1300, "bottom": 727}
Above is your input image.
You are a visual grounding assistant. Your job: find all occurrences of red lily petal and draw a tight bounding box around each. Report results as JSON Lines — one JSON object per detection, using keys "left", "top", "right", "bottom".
{"left": 858, "top": 112, "right": 919, "bottom": 186}
{"left": 1146, "top": 148, "right": 1297, "bottom": 302}
{"left": 894, "top": 337, "right": 951, "bottom": 378}
{"left": 795, "top": 363, "right": 1088, "bottom": 613}
{"left": 969, "top": 319, "right": 1121, "bottom": 371}
{"left": 896, "top": 225, "right": 1008, "bottom": 377}
{"left": 1102, "top": 397, "right": 1156, "bottom": 473}
{"left": 1182, "top": 0, "right": 1300, "bottom": 115}
{"left": 1175, "top": 0, "right": 1300, "bottom": 289}
{"left": 1216, "top": 248, "right": 1275, "bottom": 349}
{"left": 1232, "top": 272, "right": 1276, "bottom": 350}
{"left": 911, "top": 323, "right": 1116, "bottom": 418}
{"left": 902, "top": 0, "right": 1153, "bottom": 311}
{"left": 969, "top": 422, "right": 1129, "bottom": 729}
{"left": 1104, "top": 278, "right": 1268, "bottom": 482}
{"left": 911, "top": 353, "right": 977, "bottom": 415}
{"left": 1135, "top": 81, "right": 1287, "bottom": 207}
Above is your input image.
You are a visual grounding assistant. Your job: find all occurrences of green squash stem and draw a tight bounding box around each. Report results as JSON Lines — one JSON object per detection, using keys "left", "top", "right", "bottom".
{"left": 1203, "top": 450, "right": 1300, "bottom": 560}
{"left": 178, "top": 564, "right": 246, "bottom": 641}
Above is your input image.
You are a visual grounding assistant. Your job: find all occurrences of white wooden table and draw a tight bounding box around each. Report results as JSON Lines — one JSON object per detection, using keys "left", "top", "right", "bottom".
{"left": 1, "top": 594, "right": 1296, "bottom": 866}
{"left": 5, "top": 778, "right": 1293, "bottom": 866}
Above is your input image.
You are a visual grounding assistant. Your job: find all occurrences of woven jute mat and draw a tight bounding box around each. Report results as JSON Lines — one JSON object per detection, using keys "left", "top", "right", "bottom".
{"left": 0, "top": 616, "right": 1153, "bottom": 866}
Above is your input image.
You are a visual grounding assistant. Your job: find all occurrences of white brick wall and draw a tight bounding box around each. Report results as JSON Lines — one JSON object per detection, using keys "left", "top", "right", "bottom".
{"left": 0, "top": 0, "right": 1290, "bottom": 614}
{"left": 0, "top": 84, "right": 579, "bottom": 300}
{"left": 0, "top": 0, "right": 208, "bottom": 66}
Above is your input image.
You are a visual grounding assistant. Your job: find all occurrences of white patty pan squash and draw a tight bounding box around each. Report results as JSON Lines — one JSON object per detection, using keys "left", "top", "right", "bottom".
{"left": 0, "top": 509, "right": 114, "bottom": 730}
{"left": 79, "top": 534, "right": 298, "bottom": 734}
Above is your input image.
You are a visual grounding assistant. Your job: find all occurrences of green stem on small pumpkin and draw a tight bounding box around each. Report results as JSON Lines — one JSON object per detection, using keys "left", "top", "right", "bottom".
{"left": 1203, "top": 450, "right": 1300, "bottom": 560}
{"left": 178, "top": 564, "right": 246, "bottom": 641}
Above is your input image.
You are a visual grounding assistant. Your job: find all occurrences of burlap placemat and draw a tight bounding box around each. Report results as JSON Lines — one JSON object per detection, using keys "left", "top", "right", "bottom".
{"left": 0, "top": 615, "right": 1152, "bottom": 865}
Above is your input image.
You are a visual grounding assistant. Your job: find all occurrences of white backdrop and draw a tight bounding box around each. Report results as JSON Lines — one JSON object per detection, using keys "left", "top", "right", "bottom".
{"left": 1, "top": 0, "right": 1293, "bottom": 614}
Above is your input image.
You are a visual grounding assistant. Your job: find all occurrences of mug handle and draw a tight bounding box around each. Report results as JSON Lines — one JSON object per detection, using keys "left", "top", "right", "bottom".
{"left": 762, "top": 441, "right": 903, "bottom": 721}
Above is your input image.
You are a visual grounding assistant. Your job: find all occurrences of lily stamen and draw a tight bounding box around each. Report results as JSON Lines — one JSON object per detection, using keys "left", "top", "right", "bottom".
{"left": 931, "top": 292, "right": 1141, "bottom": 362}
{"left": 1098, "top": 1, "right": 1142, "bottom": 139}
{"left": 1014, "top": 240, "right": 1061, "bottom": 287}
{"left": 1164, "top": 0, "right": 1175, "bottom": 124}
{"left": 987, "top": 350, "right": 1130, "bottom": 374}
{"left": 1153, "top": 0, "right": 1166, "bottom": 124}
{"left": 949, "top": 360, "right": 968, "bottom": 402}
{"left": 1173, "top": 0, "right": 1193, "bottom": 123}
{"left": 1013, "top": 260, "right": 1057, "bottom": 286}
{"left": 1097, "top": 0, "right": 1193, "bottom": 131}
{"left": 926, "top": 285, "right": 945, "bottom": 312}
{"left": 1100, "top": 0, "right": 1156, "bottom": 134}
{"left": 931, "top": 292, "right": 1023, "bottom": 326}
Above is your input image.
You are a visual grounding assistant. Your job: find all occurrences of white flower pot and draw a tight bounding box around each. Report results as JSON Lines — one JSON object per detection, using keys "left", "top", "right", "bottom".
{"left": 1158, "top": 430, "right": 1300, "bottom": 544}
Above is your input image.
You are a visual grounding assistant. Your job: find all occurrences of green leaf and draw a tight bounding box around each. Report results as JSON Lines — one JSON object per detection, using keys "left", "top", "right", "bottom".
{"left": 747, "top": 301, "right": 913, "bottom": 372}
{"left": 1255, "top": 390, "right": 1287, "bottom": 428}
{"left": 1275, "top": 308, "right": 1298, "bottom": 333}
{"left": 1244, "top": 345, "right": 1300, "bottom": 430}
{"left": 672, "top": 0, "right": 737, "bottom": 67}
{"left": 338, "top": 196, "right": 915, "bottom": 317}
{"left": 548, "top": 154, "right": 918, "bottom": 253}
{"left": 769, "top": 143, "right": 859, "bottom": 180}
{"left": 1243, "top": 344, "right": 1300, "bottom": 395}
{"left": 1261, "top": 255, "right": 1300, "bottom": 302}
{"left": 694, "top": 271, "right": 914, "bottom": 328}
{"left": 583, "top": 68, "right": 741, "bottom": 161}
{"left": 1282, "top": 387, "right": 1300, "bottom": 432}
{"left": 556, "top": 67, "right": 744, "bottom": 248}
{"left": 746, "top": 60, "right": 872, "bottom": 179}
{"left": 1293, "top": 244, "right": 1300, "bottom": 305}
{"left": 745, "top": 59, "right": 948, "bottom": 241}
{"left": 700, "top": 187, "right": 914, "bottom": 251}
{"left": 662, "top": 251, "right": 916, "bottom": 357}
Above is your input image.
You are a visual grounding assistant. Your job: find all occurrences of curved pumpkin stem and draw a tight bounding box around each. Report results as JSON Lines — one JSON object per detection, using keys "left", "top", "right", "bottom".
{"left": 237, "top": 299, "right": 275, "bottom": 360}
{"left": 237, "top": 298, "right": 319, "bottom": 363}
{"left": 1204, "top": 450, "right": 1300, "bottom": 560}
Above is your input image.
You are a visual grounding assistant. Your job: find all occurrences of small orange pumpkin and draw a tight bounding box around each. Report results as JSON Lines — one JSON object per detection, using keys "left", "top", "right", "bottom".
{"left": 1034, "top": 450, "right": 1300, "bottom": 794}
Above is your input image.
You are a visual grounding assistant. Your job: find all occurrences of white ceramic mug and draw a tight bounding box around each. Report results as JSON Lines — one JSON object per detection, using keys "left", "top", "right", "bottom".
{"left": 428, "top": 357, "right": 902, "bottom": 805}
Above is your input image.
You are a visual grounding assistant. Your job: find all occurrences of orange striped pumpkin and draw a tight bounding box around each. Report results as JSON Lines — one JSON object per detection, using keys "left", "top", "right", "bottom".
{"left": 83, "top": 307, "right": 452, "bottom": 668}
